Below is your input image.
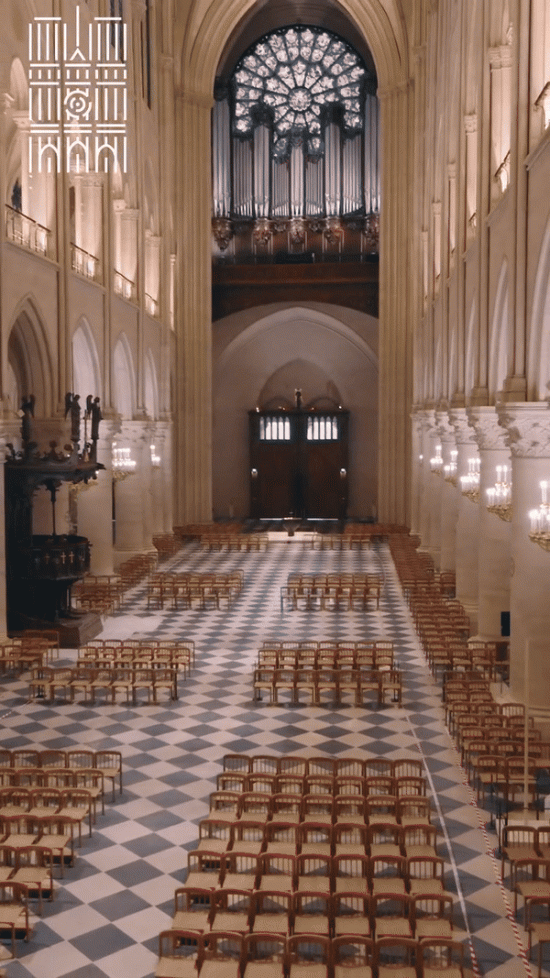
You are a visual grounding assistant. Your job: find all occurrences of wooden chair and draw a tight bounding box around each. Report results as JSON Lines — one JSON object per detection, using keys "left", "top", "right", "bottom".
{"left": 243, "top": 932, "right": 286, "bottom": 978}
{"left": 210, "top": 888, "right": 253, "bottom": 934}
{"left": 0, "top": 881, "right": 30, "bottom": 957}
{"left": 200, "top": 931, "right": 244, "bottom": 978}
{"left": 418, "top": 938, "right": 465, "bottom": 978}
{"left": 172, "top": 887, "right": 213, "bottom": 932}
{"left": 286, "top": 934, "right": 331, "bottom": 978}
{"left": 250, "top": 891, "right": 291, "bottom": 935}
{"left": 332, "top": 934, "right": 374, "bottom": 978}
{"left": 373, "top": 936, "right": 418, "bottom": 978}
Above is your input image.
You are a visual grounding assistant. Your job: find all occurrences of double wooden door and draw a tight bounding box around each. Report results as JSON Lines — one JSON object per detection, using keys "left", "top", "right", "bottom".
{"left": 249, "top": 410, "right": 349, "bottom": 520}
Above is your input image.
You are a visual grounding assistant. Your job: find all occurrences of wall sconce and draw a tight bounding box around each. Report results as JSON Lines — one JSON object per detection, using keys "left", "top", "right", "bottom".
{"left": 486, "top": 465, "right": 512, "bottom": 522}
{"left": 460, "top": 456, "right": 480, "bottom": 502}
{"left": 340, "top": 468, "right": 347, "bottom": 479}
{"left": 251, "top": 468, "right": 258, "bottom": 479}
{"left": 112, "top": 442, "right": 137, "bottom": 481}
{"left": 529, "top": 481, "right": 550, "bottom": 551}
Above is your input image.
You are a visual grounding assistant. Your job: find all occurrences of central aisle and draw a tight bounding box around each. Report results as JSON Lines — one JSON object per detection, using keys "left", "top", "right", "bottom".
{"left": 0, "top": 539, "right": 531, "bottom": 977}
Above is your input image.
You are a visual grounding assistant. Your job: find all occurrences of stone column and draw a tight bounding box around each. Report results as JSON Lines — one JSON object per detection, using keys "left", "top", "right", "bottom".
{"left": 113, "top": 421, "right": 155, "bottom": 563}
{"left": 150, "top": 420, "right": 173, "bottom": 533}
{"left": 424, "top": 414, "right": 443, "bottom": 564}
{"left": 377, "top": 83, "right": 412, "bottom": 524}
{"left": 76, "top": 420, "right": 119, "bottom": 575}
{"left": 410, "top": 411, "right": 425, "bottom": 538}
{"left": 449, "top": 408, "right": 480, "bottom": 630}
{"left": 175, "top": 87, "right": 213, "bottom": 522}
{"left": 498, "top": 403, "right": 550, "bottom": 715}
{"left": 416, "top": 409, "right": 436, "bottom": 553}
{"left": 436, "top": 410, "right": 458, "bottom": 573}
{"left": 0, "top": 430, "right": 8, "bottom": 638}
{"left": 468, "top": 406, "right": 511, "bottom": 640}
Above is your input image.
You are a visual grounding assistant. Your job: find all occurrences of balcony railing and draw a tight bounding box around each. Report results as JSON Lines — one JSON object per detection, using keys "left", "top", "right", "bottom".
{"left": 145, "top": 292, "right": 159, "bottom": 317}
{"left": 114, "top": 269, "right": 137, "bottom": 302}
{"left": 71, "top": 242, "right": 101, "bottom": 282}
{"left": 5, "top": 205, "right": 55, "bottom": 260}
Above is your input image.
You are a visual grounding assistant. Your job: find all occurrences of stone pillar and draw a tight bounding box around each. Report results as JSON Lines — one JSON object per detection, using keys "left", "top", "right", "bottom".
{"left": 498, "top": 403, "right": 550, "bottom": 715}
{"left": 468, "top": 406, "right": 511, "bottom": 640}
{"left": 377, "top": 83, "right": 412, "bottom": 524}
{"left": 424, "top": 415, "right": 443, "bottom": 564}
{"left": 113, "top": 421, "right": 155, "bottom": 562}
{"left": 150, "top": 420, "right": 173, "bottom": 533}
{"left": 76, "top": 420, "right": 119, "bottom": 575}
{"left": 175, "top": 88, "right": 213, "bottom": 522}
{"left": 464, "top": 114, "right": 477, "bottom": 240}
{"left": 416, "top": 410, "right": 436, "bottom": 552}
{"left": 0, "top": 430, "right": 8, "bottom": 639}
{"left": 410, "top": 411, "right": 425, "bottom": 537}
{"left": 120, "top": 208, "right": 139, "bottom": 288}
{"left": 79, "top": 175, "right": 104, "bottom": 275}
{"left": 145, "top": 231, "right": 161, "bottom": 315}
{"left": 450, "top": 408, "right": 480, "bottom": 630}
{"left": 436, "top": 410, "right": 458, "bottom": 573}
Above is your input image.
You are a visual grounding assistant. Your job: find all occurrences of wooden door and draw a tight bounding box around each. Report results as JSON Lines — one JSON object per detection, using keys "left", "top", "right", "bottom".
{"left": 249, "top": 410, "right": 348, "bottom": 519}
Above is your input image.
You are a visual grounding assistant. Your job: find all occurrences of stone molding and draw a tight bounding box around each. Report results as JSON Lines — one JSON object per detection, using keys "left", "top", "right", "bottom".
{"left": 467, "top": 406, "right": 509, "bottom": 451}
{"left": 448, "top": 408, "right": 477, "bottom": 445}
{"left": 497, "top": 402, "right": 550, "bottom": 458}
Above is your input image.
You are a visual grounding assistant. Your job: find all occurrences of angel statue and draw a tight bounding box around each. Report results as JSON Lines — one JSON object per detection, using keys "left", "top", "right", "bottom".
{"left": 64, "top": 392, "right": 81, "bottom": 444}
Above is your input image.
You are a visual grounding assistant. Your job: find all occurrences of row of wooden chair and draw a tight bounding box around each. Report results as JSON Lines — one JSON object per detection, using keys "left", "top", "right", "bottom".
{"left": 0, "top": 786, "right": 95, "bottom": 845}
{"left": 147, "top": 572, "right": 244, "bottom": 610}
{"left": 221, "top": 756, "right": 421, "bottom": 780}
{"left": 214, "top": 772, "right": 426, "bottom": 799}
{"left": 174, "top": 522, "right": 244, "bottom": 539}
{"left": 83, "top": 637, "right": 195, "bottom": 666}
{"left": 208, "top": 793, "right": 433, "bottom": 829}
{"left": 29, "top": 663, "right": 179, "bottom": 705}
{"left": 253, "top": 667, "right": 402, "bottom": 708}
{"left": 170, "top": 887, "right": 454, "bottom": 941}
{"left": 153, "top": 533, "right": 181, "bottom": 560}
{"left": 157, "top": 930, "right": 466, "bottom": 978}
{"left": 78, "top": 644, "right": 194, "bottom": 676}
{"left": 257, "top": 649, "right": 394, "bottom": 671}
{"left": 306, "top": 534, "right": 372, "bottom": 550}
{"left": 0, "top": 749, "right": 122, "bottom": 800}
{"left": 260, "top": 641, "right": 394, "bottom": 651}
{"left": 200, "top": 534, "right": 268, "bottom": 552}
{"left": 183, "top": 850, "right": 451, "bottom": 902}
{"left": 195, "top": 819, "right": 438, "bottom": 861}
{"left": 281, "top": 583, "right": 382, "bottom": 613}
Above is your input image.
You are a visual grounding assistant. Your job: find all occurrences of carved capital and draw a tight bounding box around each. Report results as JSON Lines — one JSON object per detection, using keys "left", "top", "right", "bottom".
{"left": 212, "top": 217, "right": 233, "bottom": 251}
{"left": 467, "top": 406, "right": 509, "bottom": 451}
{"left": 448, "top": 408, "right": 477, "bottom": 445}
{"left": 497, "top": 402, "right": 550, "bottom": 457}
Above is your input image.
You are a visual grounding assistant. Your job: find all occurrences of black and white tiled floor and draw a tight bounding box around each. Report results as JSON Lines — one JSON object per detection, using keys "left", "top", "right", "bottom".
{"left": 0, "top": 537, "right": 540, "bottom": 977}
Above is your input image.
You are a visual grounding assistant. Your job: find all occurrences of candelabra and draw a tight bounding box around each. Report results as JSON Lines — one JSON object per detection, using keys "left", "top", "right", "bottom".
{"left": 444, "top": 449, "right": 458, "bottom": 485}
{"left": 460, "top": 456, "right": 480, "bottom": 502}
{"left": 529, "top": 481, "right": 550, "bottom": 551}
{"left": 486, "top": 465, "right": 512, "bottom": 522}
{"left": 112, "top": 443, "right": 137, "bottom": 481}
{"left": 150, "top": 444, "right": 161, "bottom": 468}
{"left": 430, "top": 444, "right": 443, "bottom": 475}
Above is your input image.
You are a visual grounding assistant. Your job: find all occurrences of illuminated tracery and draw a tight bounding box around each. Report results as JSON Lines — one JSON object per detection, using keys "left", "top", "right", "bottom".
{"left": 232, "top": 26, "right": 366, "bottom": 160}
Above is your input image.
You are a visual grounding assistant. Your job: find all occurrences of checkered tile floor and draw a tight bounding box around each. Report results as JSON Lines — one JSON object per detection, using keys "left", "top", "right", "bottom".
{"left": 0, "top": 538, "right": 538, "bottom": 977}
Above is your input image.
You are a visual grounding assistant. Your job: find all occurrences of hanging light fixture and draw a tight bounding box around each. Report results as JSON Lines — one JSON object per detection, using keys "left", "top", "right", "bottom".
{"left": 486, "top": 465, "right": 512, "bottom": 522}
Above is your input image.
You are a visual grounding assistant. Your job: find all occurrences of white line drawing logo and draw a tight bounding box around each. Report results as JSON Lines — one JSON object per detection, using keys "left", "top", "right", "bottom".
{"left": 29, "top": 6, "right": 127, "bottom": 173}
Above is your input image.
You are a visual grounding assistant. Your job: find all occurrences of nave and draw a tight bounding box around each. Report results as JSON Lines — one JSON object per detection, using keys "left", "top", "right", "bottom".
{"left": 0, "top": 540, "right": 534, "bottom": 977}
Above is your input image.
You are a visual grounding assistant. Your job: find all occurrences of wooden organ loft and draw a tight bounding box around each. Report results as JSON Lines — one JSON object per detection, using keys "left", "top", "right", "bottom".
{"left": 249, "top": 406, "right": 349, "bottom": 520}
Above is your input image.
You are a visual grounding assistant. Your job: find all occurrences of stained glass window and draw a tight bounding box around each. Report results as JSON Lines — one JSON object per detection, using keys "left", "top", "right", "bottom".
{"left": 232, "top": 26, "right": 366, "bottom": 160}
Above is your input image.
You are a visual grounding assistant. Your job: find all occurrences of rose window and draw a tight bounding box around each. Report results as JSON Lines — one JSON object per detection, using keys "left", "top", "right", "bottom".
{"left": 232, "top": 26, "right": 366, "bottom": 159}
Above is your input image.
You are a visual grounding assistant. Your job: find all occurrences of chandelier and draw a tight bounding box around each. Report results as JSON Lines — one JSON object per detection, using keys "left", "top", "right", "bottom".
{"left": 486, "top": 465, "right": 512, "bottom": 522}
{"left": 430, "top": 444, "right": 443, "bottom": 475}
{"left": 460, "top": 456, "right": 480, "bottom": 502}
{"left": 443, "top": 449, "right": 458, "bottom": 485}
{"left": 112, "top": 443, "right": 137, "bottom": 481}
{"left": 529, "top": 481, "right": 550, "bottom": 551}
